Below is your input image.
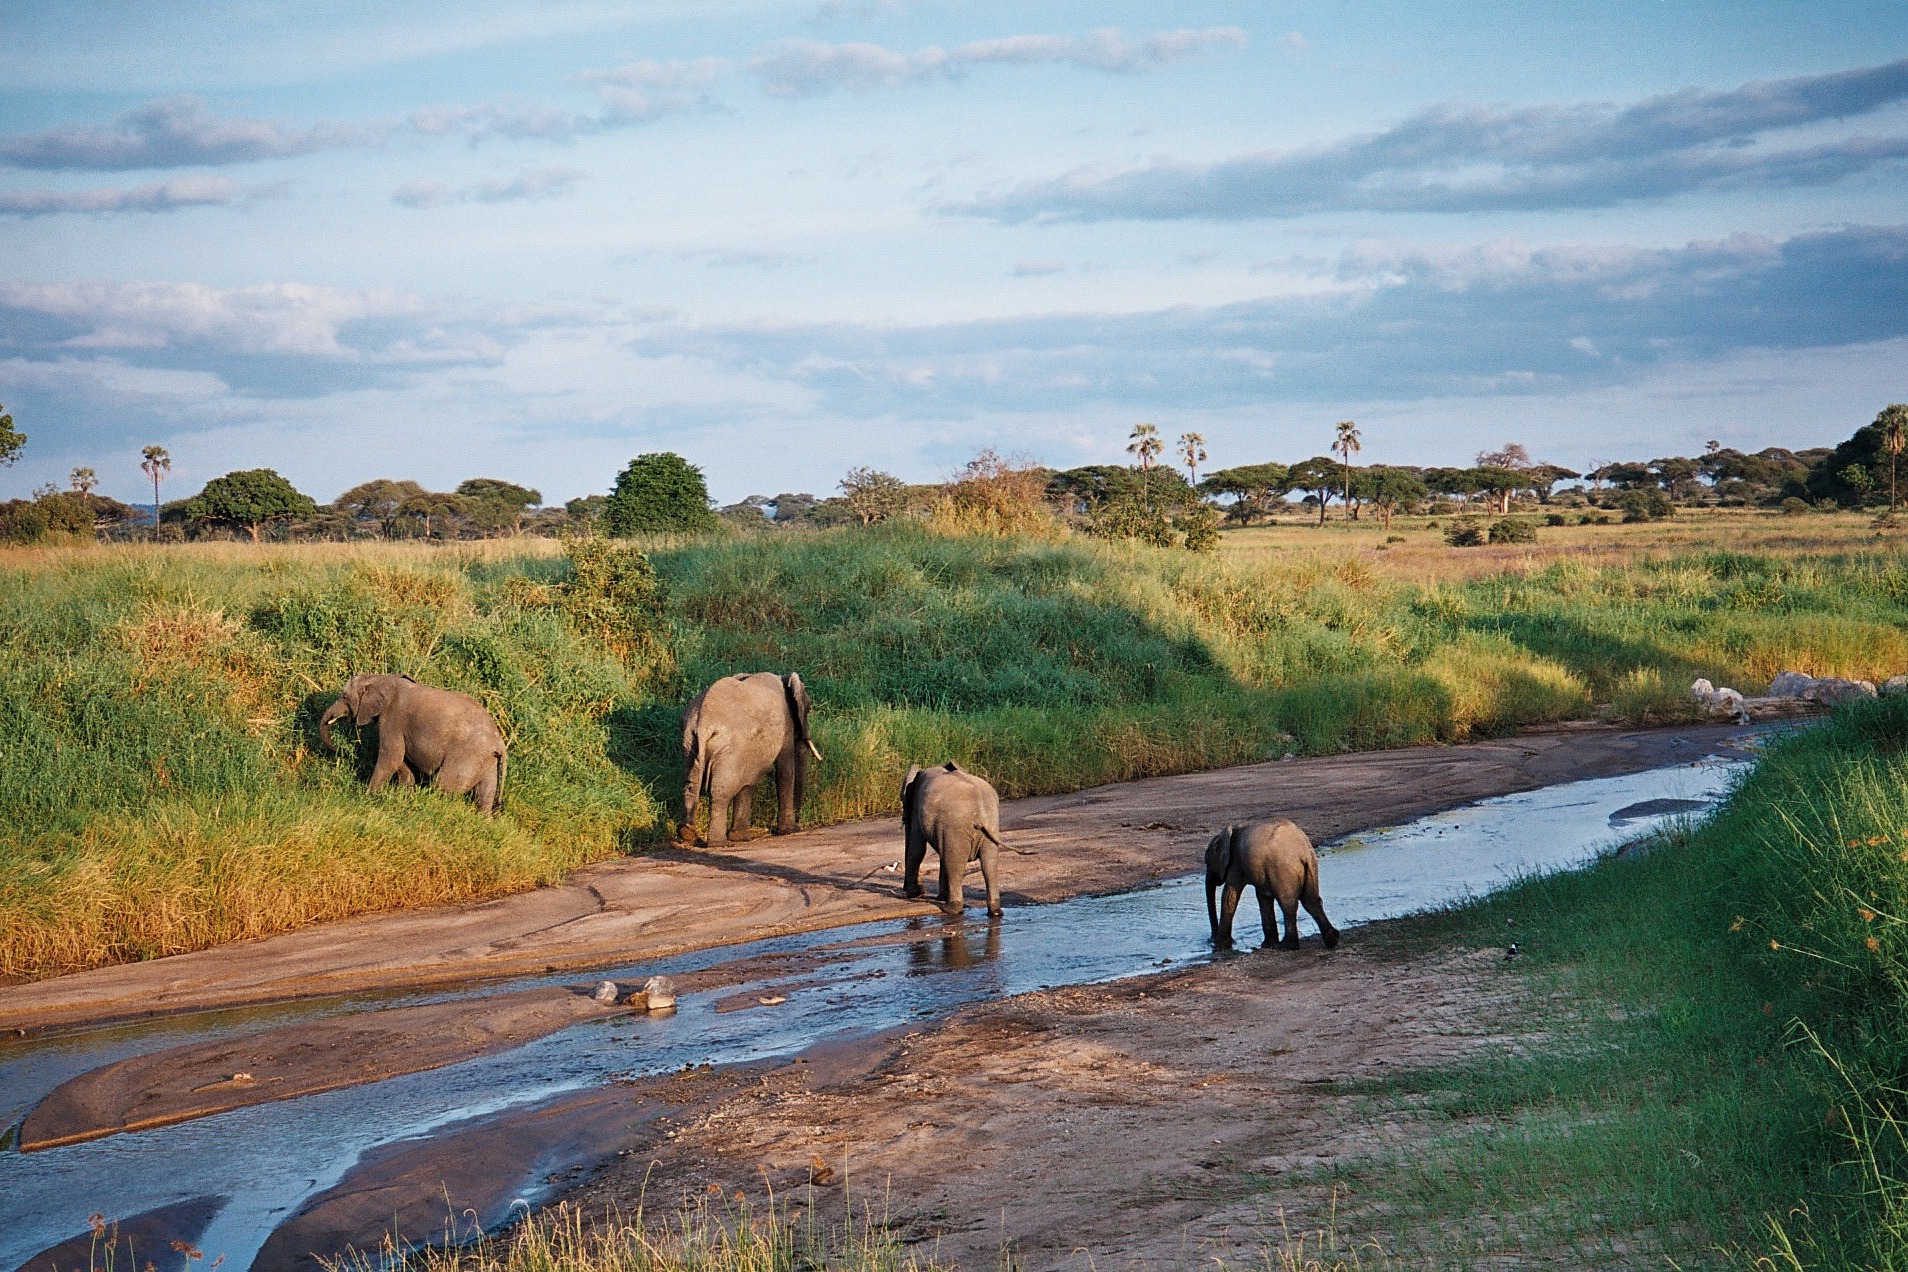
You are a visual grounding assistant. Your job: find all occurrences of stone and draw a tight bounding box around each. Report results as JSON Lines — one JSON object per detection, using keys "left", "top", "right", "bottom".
{"left": 641, "top": 975, "right": 677, "bottom": 1012}
{"left": 1767, "top": 670, "right": 1814, "bottom": 698}
{"left": 1712, "top": 687, "right": 1749, "bottom": 724}
{"left": 592, "top": 980, "right": 620, "bottom": 1005}
{"left": 1803, "top": 677, "right": 1880, "bottom": 704}
{"left": 1885, "top": 675, "right": 1908, "bottom": 696}
{"left": 1689, "top": 677, "right": 1715, "bottom": 703}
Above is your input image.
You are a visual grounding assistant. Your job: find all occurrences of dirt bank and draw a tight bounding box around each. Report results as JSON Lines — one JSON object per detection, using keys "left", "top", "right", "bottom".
{"left": 563, "top": 922, "right": 1533, "bottom": 1271}
{"left": 0, "top": 722, "right": 1762, "bottom": 1034}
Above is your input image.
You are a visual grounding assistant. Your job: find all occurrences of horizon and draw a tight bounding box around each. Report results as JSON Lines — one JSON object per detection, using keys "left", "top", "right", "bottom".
{"left": 2, "top": 1, "right": 1906, "bottom": 507}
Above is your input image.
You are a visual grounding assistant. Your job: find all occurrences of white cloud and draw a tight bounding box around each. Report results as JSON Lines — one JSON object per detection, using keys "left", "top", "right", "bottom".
{"left": 0, "top": 176, "right": 266, "bottom": 217}
{"left": 0, "top": 96, "right": 378, "bottom": 171}
{"left": 751, "top": 26, "right": 1246, "bottom": 97}
{"left": 394, "top": 165, "right": 588, "bottom": 208}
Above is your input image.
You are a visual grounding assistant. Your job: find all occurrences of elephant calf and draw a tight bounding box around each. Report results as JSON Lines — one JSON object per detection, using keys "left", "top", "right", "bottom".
{"left": 318, "top": 673, "right": 507, "bottom": 815}
{"left": 1206, "top": 820, "right": 1340, "bottom": 950}
{"left": 679, "top": 671, "right": 821, "bottom": 847}
{"left": 902, "top": 762, "right": 1007, "bottom": 917}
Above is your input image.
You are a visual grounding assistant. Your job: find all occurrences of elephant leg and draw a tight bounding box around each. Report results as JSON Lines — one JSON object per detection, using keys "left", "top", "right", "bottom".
{"left": 939, "top": 842, "right": 968, "bottom": 912}
{"left": 729, "top": 785, "right": 758, "bottom": 842}
{"left": 1256, "top": 886, "right": 1279, "bottom": 947}
{"left": 903, "top": 829, "right": 928, "bottom": 899}
{"left": 469, "top": 758, "right": 499, "bottom": 816}
{"left": 705, "top": 782, "right": 736, "bottom": 846}
{"left": 679, "top": 770, "right": 703, "bottom": 845}
{"left": 1217, "top": 883, "right": 1244, "bottom": 949}
{"left": 772, "top": 752, "right": 797, "bottom": 835}
{"left": 367, "top": 736, "right": 409, "bottom": 792}
{"left": 1302, "top": 881, "right": 1340, "bottom": 949}
{"left": 977, "top": 835, "right": 1001, "bottom": 918}
{"left": 1278, "top": 892, "right": 1302, "bottom": 949}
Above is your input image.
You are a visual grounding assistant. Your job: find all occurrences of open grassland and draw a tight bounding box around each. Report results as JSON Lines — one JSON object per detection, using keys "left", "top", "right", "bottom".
{"left": 5, "top": 512, "right": 1908, "bottom": 979}
{"left": 1302, "top": 699, "right": 1908, "bottom": 1268}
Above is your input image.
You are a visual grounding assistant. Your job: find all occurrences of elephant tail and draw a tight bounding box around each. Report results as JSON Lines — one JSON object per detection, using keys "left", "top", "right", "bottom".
{"left": 976, "top": 823, "right": 1037, "bottom": 856}
{"left": 495, "top": 748, "right": 508, "bottom": 812}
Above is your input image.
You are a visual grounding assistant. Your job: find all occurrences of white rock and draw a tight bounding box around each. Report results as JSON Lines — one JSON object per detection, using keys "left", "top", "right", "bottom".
{"left": 1689, "top": 678, "right": 1716, "bottom": 704}
{"left": 1885, "top": 675, "right": 1908, "bottom": 696}
{"left": 592, "top": 980, "right": 620, "bottom": 1004}
{"left": 1804, "top": 677, "right": 1880, "bottom": 704}
{"left": 1713, "top": 687, "right": 1750, "bottom": 724}
{"left": 642, "top": 975, "right": 677, "bottom": 1012}
{"left": 1768, "top": 670, "right": 1815, "bottom": 698}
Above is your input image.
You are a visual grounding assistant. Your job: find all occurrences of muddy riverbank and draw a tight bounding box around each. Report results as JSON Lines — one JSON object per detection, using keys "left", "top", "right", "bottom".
{"left": 0, "top": 721, "right": 1762, "bottom": 1034}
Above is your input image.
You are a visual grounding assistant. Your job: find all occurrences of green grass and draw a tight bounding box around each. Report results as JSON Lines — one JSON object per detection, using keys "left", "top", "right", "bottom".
{"left": 1293, "top": 697, "right": 1908, "bottom": 1267}
{"left": 6, "top": 524, "right": 1908, "bottom": 979}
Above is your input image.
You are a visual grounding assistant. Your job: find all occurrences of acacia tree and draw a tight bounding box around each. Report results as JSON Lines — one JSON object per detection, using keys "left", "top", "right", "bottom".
{"left": 1361, "top": 466, "right": 1429, "bottom": 530}
{"left": 185, "top": 468, "right": 317, "bottom": 542}
{"left": 140, "top": 445, "right": 171, "bottom": 534}
{"left": 1177, "top": 432, "right": 1207, "bottom": 486}
{"left": 334, "top": 479, "right": 426, "bottom": 537}
{"left": 1199, "top": 462, "right": 1290, "bottom": 525}
{"left": 0, "top": 404, "right": 22, "bottom": 468}
{"left": 1288, "top": 455, "right": 1342, "bottom": 526}
{"left": 1332, "top": 420, "right": 1362, "bottom": 514}
{"left": 1127, "top": 423, "right": 1163, "bottom": 510}
{"left": 605, "top": 453, "right": 719, "bottom": 536}
{"left": 400, "top": 489, "right": 468, "bottom": 539}
{"left": 456, "top": 478, "right": 541, "bottom": 536}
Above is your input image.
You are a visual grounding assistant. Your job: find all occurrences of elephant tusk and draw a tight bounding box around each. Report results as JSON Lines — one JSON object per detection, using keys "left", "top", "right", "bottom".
{"left": 806, "top": 738, "right": 824, "bottom": 763}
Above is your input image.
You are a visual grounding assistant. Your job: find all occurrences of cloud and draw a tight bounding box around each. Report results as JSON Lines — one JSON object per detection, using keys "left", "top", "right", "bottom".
{"left": 0, "top": 176, "right": 271, "bottom": 217}
{"left": 412, "top": 59, "right": 728, "bottom": 144}
{"left": 751, "top": 26, "right": 1246, "bottom": 97}
{"left": 624, "top": 224, "right": 1908, "bottom": 415}
{"left": 679, "top": 248, "right": 817, "bottom": 270}
{"left": 0, "top": 96, "right": 374, "bottom": 172}
{"left": 960, "top": 58, "right": 1908, "bottom": 221}
{"left": 393, "top": 165, "right": 588, "bottom": 208}
{"left": 1011, "top": 260, "right": 1067, "bottom": 276}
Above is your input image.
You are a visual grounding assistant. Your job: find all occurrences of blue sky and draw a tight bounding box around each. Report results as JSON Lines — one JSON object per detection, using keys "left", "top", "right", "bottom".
{"left": 2, "top": 0, "right": 1906, "bottom": 506}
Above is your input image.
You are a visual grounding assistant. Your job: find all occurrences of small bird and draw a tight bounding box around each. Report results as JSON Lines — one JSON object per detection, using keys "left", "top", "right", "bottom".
{"left": 1505, "top": 943, "right": 1521, "bottom": 960}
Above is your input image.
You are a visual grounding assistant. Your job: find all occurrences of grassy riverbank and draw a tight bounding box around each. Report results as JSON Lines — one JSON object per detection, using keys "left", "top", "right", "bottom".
{"left": 5, "top": 519, "right": 1908, "bottom": 978}
{"left": 1312, "top": 698, "right": 1908, "bottom": 1267}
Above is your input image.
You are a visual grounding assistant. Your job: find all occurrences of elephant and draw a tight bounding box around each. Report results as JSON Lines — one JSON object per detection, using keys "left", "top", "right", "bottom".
{"left": 678, "top": 672, "right": 821, "bottom": 847}
{"left": 1205, "top": 819, "right": 1340, "bottom": 950}
{"left": 318, "top": 674, "right": 507, "bottom": 815}
{"left": 901, "top": 762, "right": 1006, "bottom": 917}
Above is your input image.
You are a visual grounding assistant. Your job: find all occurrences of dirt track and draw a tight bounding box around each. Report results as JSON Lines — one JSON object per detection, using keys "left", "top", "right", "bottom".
{"left": 0, "top": 721, "right": 1755, "bottom": 1034}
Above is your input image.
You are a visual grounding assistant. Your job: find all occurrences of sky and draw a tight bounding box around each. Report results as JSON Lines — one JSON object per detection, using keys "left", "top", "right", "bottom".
{"left": 1, "top": 1, "right": 1906, "bottom": 508}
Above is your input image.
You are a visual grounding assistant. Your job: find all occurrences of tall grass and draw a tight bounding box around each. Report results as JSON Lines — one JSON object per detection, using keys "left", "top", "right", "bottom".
{"left": 1308, "top": 697, "right": 1908, "bottom": 1266}
{"left": 7, "top": 525, "right": 1908, "bottom": 979}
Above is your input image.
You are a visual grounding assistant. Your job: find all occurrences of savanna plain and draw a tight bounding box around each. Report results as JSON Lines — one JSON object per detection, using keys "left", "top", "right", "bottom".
{"left": 10, "top": 509, "right": 1908, "bottom": 1268}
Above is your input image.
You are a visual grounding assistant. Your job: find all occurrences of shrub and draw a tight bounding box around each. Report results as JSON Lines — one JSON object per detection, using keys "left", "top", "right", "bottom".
{"left": 1090, "top": 496, "right": 1174, "bottom": 546}
{"left": 1489, "top": 517, "right": 1538, "bottom": 545}
{"left": 1546, "top": 513, "right": 1568, "bottom": 527}
{"left": 605, "top": 453, "right": 720, "bottom": 536}
{"left": 932, "top": 450, "right": 1056, "bottom": 536}
{"left": 1178, "top": 504, "right": 1221, "bottom": 552}
{"left": 1781, "top": 497, "right": 1811, "bottom": 517}
{"left": 1620, "top": 488, "right": 1675, "bottom": 523}
{"left": 1445, "top": 521, "right": 1486, "bottom": 547}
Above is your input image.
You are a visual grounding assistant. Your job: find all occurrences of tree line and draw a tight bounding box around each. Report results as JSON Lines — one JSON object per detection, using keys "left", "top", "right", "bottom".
{"left": 1, "top": 403, "right": 1903, "bottom": 547}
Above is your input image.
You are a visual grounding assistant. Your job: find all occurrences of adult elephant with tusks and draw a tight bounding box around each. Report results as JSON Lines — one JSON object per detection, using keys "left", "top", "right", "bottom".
{"left": 318, "top": 673, "right": 508, "bottom": 815}
{"left": 678, "top": 672, "right": 821, "bottom": 847}
{"left": 1206, "top": 819, "right": 1340, "bottom": 950}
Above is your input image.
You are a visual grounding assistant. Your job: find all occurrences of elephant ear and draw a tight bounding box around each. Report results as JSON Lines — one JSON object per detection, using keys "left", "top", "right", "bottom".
{"left": 900, "top": 765, "right": 924, "bottom": 828}
{"left": 353, "top": 676, "right": 398, "bottom": 726}
{"left": 783, "top": 673, "right": 814, "bottom": 743}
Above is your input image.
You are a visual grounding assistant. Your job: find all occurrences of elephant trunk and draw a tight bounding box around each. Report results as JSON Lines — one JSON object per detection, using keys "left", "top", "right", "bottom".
{"left": 318, "top": 697, "right": 350, "bottom": 751}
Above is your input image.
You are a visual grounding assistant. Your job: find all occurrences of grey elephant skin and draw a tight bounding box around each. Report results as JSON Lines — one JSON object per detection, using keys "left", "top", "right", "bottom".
{"left": 679, "top": 672, "right": 821, "bottom": 846}
{"left": 1205, "top": 820, "right": 1340, "bottom": 950}
{"left": 317, "top": 674, "right": 507, "bottom": 815}
{"left": 901, "top": 761, "right": 1006, "bottom": 917}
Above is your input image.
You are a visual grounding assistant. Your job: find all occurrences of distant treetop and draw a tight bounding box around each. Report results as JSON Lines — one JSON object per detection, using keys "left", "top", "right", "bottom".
{"left": 604, "top": 453, "right": 719, "bottom": 536}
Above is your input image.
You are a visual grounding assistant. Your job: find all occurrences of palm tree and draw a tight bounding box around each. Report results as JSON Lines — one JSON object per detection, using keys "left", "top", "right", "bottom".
{"left": 1177, "top": 432, "right": 1207, "bottom": 486}
{"left": 140, "top": 445, "right": 171, "bottom": 536}
{"left": 1881, "top": 405, "right": 1908, "bottom": 512}
{"left": 69, "top": 466, "right": 98, "bottom": 495}
{"left": 1127, "top": 422, "right": 1162, "bottom": 509}
{"left": 1332, "top": 420, "right": 1362, "bottom": 519}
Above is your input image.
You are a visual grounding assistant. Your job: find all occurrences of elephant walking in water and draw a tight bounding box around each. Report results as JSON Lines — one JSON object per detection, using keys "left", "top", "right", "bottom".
{"left": 679, "top": 672, "right": 821, "bottom": 847}
{"left": 901, "top": 762, "right": 1006, "bottom": 917}
{"left": 318, "top": 673, "right": 508, "bottom": 815}
{"left": 1206, "top": 819, "right": 1340, "bottom": 950}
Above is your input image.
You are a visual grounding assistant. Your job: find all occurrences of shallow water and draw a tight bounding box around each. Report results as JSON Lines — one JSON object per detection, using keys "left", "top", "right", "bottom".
{"left": 0, "top": 752, "right": 1746, "bottom": 1268}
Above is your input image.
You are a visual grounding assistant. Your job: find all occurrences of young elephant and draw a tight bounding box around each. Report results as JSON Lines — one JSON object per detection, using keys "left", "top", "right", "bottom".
{"left": 901, "top": 762, "right": 1006, "bottom": 916}
{"left": 318, "top": 674, "right": 508, "bottom": 815}
{"left": 1206, "top": 819, "right": 1340, "bottom": 950}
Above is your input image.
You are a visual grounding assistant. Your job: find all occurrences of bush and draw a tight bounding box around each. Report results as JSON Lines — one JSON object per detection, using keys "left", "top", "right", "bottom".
{"left": 1178, "top": 504, "right": 1221, "bottom": 552}
{"left": 1445, "top": 520, "right": 1486, "bottom": 547}
{"left": 1090, "top": 496, "right": 1175, "bottom": 546}
{"left": 932, "top": 450, "right": 1056, "bottom": 536}
{"left": 1781, "top": 497, "right": 1811, "bottom": 517}
{"left": 1619, "top": 488, "right": 1675, "bottom": 523}
{"left": 1546, "top": 513, "right": 1568, "bottom": 527}
{"left": 1489, "top": 518, "right": 1538, "bottom": 544}
{"left": 605, "top": 453, "right": 720, "bottom": 536}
